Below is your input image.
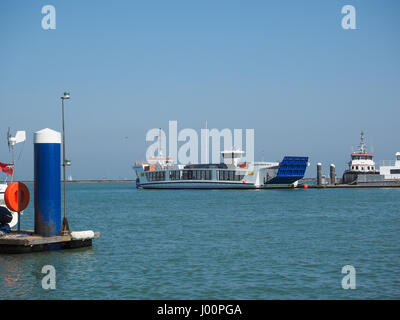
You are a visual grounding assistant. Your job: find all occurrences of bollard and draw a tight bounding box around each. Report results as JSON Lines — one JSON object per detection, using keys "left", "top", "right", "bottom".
{"left": 317, "top": 163, "right": 322, "bottom": 186}
{"left": 34, "top": 128, "right": 61, "bottom": 236}
{"left": 330, "top": 164, "right": 336, "bottom": 185}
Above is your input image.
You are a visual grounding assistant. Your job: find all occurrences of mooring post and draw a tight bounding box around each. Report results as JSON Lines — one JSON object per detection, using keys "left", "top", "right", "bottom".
{"left": 317, "top": 163, "right": 322, "bottom": 186}
{"left": 34, "top": 128, "right": 61, "bottom": 237}
{"left": 330, "top": 164, "right": 336, "bottom": 185}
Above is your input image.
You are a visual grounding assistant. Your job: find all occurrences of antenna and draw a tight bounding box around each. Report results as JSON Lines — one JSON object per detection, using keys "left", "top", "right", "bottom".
{"left": 359, "top": 130, "right": 366, "bottom": 153}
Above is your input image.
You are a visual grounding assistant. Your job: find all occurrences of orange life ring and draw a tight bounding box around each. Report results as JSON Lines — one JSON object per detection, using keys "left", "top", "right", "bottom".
{"left": 4, "top": 182, "right": 30, "bottom": 212}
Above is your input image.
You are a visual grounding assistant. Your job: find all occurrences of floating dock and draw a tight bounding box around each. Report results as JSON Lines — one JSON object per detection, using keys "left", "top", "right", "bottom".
{"left": 0, "top": 230, "right": 100, "bottom": 254}
{"left": 1, "top": 124, "right": 101, "bottom": 254}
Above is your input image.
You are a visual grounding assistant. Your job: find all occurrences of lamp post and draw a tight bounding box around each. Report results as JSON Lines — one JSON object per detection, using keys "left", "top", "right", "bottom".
{"left": 61, "top": 92, "right": 70, "bottom": 234}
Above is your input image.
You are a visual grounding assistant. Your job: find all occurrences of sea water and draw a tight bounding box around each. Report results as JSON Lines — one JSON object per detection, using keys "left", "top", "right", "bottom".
{"left": 0, "top": 183, "right": 399, "bottom": 299}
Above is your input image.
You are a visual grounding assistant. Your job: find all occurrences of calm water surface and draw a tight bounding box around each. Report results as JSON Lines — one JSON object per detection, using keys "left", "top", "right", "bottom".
{"left": 0, "top": 183, "right": 399, "bottom": 299}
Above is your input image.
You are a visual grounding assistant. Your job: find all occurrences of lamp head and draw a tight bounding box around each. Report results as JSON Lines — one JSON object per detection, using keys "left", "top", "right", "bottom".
{"left": 62, "top": 92, "right": 70, "bottom": 99}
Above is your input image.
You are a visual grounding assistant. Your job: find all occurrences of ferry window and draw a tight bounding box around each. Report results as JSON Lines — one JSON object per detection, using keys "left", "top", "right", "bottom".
{"left": 200, "top": 170, "right": 210, "bottom": 180}
{"left": 397, "top": 155, "right": 400, "bottom": 161}
{"left": 185, "top": 171, "right": 190, "bottom": 179}
{"left": 390, "top": 169, "right": 400, "bottom": 174}
{"left": 170, "top": 170, "right": 180, "bottom": 180}
{"left": 234, "top": 172, "right": 244, "bottom": 181}
{"left": 156, "top": 171, "right": 164, "bottom": 181}
{"left": 216, "top": 170, "right": 242, "bottom": 181}
{"left": 147, "top": 171, "right": 165, "bottom": 181}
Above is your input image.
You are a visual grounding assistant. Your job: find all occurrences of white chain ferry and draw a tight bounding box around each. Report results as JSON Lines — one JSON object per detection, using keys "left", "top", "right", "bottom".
{"left": 133, "top": 150, "right": 309, "bottom": 189}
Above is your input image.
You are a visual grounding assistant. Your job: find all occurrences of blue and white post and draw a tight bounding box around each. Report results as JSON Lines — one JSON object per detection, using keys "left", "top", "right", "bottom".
{"left": 34, "top": 128, "right": 61, "bottom": 237}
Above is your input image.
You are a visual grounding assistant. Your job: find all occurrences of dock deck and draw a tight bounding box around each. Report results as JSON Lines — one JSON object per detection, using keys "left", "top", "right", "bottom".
{"left": 0, "top": 230, "right": 100, "bottom": 254}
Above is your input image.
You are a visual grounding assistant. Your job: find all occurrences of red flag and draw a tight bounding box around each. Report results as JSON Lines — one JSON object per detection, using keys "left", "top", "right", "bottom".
{"left": 0, "top": 162, "right": 14, "bottom": 175}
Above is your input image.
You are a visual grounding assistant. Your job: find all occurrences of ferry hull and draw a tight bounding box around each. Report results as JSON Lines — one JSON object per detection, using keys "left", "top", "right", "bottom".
{"left": 138, "top": 181, "right": 256, "bottom": 189}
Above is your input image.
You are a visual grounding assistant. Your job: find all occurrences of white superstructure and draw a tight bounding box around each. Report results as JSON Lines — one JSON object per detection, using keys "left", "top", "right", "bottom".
{"left": 379, "top": 152, "right": 400, "bottom": 180}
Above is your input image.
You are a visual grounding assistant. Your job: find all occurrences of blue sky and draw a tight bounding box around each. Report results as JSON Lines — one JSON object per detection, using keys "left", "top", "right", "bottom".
{"left": 1, "top": 0, "right": 399, "bottom": 179}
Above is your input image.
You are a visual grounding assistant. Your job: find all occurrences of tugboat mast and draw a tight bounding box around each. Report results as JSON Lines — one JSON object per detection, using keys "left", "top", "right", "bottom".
{"left": 359, "top": 131, "right": 366, "bottom": 154}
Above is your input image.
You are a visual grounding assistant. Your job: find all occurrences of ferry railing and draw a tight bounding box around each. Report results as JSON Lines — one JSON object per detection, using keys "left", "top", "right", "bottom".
{"left": 135, "top": 161, "right": 148, "bottom": 165}
{"left": 380, "top": 160, "right": 396, "bottom": 167}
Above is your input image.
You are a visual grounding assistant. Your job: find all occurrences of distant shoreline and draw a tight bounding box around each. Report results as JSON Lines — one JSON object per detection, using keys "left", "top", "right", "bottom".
{"left": 20, "top": 180, "right": 136, "bottom": 184}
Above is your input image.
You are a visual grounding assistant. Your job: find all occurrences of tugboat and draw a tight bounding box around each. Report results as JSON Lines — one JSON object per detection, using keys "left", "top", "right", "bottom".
{"left": 342, "top": 131, "right": 378, "bottom": 184}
